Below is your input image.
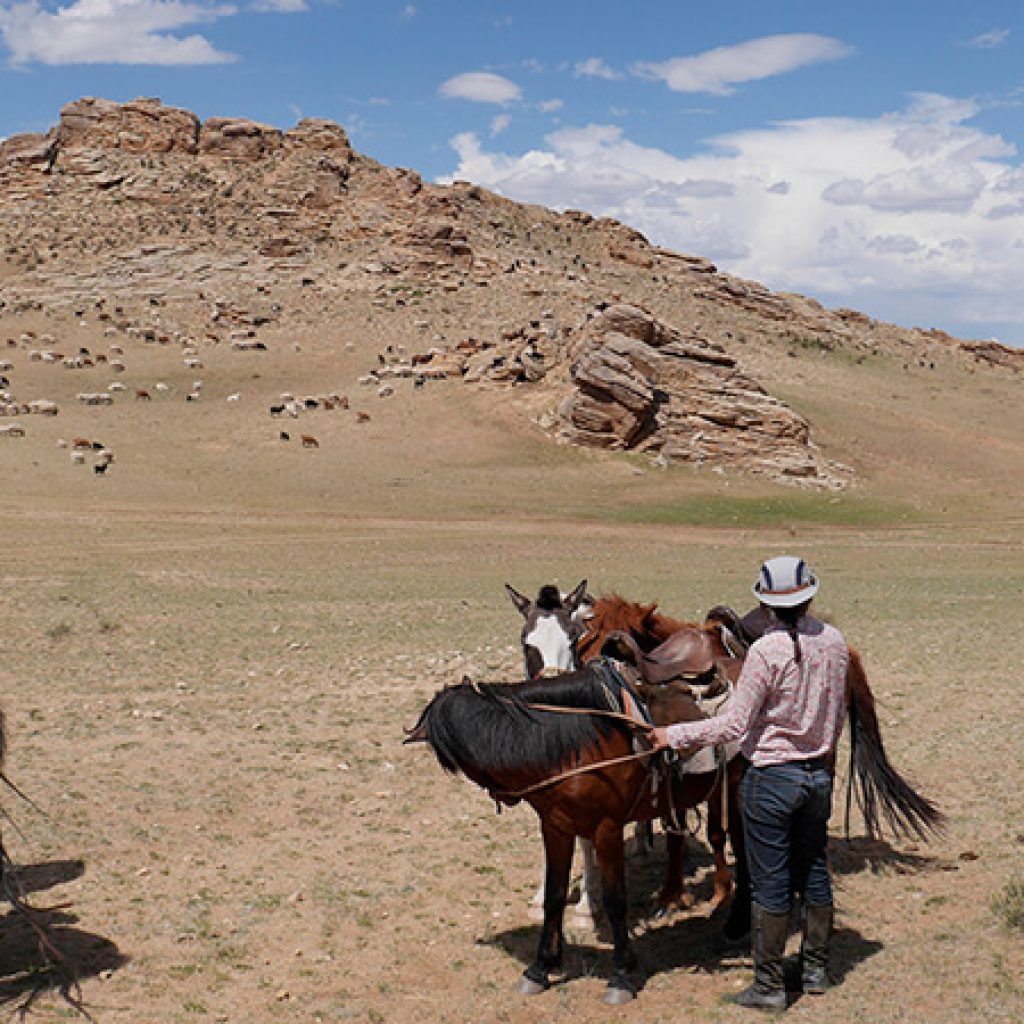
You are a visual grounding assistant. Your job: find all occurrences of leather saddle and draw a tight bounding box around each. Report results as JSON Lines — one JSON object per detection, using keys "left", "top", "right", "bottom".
{"left": 638, "top": 628, "right": 717, "bottom": 684}
{"left": 706, "top": 604, "right": 772, "bottom": 654}
{"left": 602, "top": 627, "right": 717, "bottom": 686}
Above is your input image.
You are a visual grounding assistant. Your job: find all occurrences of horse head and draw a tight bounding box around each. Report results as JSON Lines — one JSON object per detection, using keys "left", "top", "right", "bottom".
{"left": 505, "top": 579, "right": 590, "bottom": 679}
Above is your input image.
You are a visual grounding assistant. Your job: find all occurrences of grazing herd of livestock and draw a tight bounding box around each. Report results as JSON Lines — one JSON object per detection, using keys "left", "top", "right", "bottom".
{"left": 0, "top": 319, "right": 428, "bottom": 471}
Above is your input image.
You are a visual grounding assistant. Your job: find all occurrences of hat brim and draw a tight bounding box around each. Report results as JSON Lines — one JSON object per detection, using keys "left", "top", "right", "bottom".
{"left": 752, "top": 581, "right": 819, "bottom": 608}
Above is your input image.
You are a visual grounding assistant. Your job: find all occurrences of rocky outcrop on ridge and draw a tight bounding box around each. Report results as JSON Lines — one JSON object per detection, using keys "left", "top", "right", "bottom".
{"left": 0, "top": 96, "right": 1018, "bottom": 487}
{"left": 556, "top": 305, "right": 838, "bottom": 483}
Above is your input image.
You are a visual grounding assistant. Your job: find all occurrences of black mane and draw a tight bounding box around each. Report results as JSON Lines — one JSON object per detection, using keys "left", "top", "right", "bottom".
{"left": 411, "top": 666, "right": 624, "bottom": 784}
{"left": 535, "top": 584, "right": 564, "bottom": 611}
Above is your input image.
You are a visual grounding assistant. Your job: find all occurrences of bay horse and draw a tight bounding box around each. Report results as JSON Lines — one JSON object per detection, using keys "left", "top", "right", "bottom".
{"left": 578, "top": 595, "right": 747, "bottom": 926}
{"left": 547, "top": 594, "right": 944, "bottom": 934}
{"left": 508, "top": 591, "right": 746, "bottom": 928}
{"left": 405, "top": 662, "right": 732, "bottom": 1003}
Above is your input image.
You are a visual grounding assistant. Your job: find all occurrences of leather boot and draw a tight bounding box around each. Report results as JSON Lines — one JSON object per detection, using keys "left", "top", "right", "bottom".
{"left": 800, "top": 903, "right": 833, "bottom": 994}
{"left": 732, "top": 902, "right": 788, "bottom": 1011}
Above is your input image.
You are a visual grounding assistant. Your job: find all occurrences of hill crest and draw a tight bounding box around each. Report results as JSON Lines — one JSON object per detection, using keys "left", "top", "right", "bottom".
{"left": 2, "top": 96, "right": 1022, "bottom": 489}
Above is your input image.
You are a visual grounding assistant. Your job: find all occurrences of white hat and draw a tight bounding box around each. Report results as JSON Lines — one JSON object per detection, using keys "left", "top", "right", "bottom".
{"left": 752, "top": 555, "right": 819, "bottom": 608}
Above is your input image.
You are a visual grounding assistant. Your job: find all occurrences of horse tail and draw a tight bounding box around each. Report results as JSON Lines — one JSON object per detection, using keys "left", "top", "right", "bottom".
{"left": 845, "top": 648, "right": 944, "bottom": 841}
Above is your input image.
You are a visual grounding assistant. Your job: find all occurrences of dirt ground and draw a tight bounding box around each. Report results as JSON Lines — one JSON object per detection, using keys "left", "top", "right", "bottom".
{"left": 0, "top": 493, "right": 1021, "bottom": 1024}
{"left": 0, "top": 300, "right": 1022, "bottom": 1024}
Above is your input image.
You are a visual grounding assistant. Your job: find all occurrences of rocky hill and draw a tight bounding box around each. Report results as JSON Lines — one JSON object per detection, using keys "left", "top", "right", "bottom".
{"left": 2, "top": 96, "right": 1021, "bottom": 487}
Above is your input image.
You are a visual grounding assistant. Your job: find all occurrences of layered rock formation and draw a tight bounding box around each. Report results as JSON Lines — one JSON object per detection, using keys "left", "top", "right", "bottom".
{"left": 556, "top": 304, "right": 835, "bottom": 482}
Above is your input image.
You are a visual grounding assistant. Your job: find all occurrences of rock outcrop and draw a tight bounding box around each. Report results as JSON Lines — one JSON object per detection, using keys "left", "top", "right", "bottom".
{"left": 57, "top": 96, "right": 201, "bottom": 154}
{"left": 556, "top": 305, "right": 840, "bottom": 484}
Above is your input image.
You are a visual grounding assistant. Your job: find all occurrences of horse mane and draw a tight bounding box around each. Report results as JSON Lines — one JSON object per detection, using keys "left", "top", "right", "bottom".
{"left": 535, "top": 584, "right": 564, "bottom": 611}
{"left": 412, "top": 668, "right": 624, "bottom": 782}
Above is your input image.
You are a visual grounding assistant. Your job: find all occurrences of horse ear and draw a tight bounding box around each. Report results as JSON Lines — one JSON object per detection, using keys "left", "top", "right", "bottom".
{"left": 505, "top": 583, "right": 531, "bottom": 617}
{"left": 566, "top": 579, "right": 589, "bottom": 612}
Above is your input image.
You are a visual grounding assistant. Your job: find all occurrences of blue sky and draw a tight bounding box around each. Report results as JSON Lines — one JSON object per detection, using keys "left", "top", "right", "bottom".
{"left": 2, "top": 1, "right": 1024, "bottom": 344}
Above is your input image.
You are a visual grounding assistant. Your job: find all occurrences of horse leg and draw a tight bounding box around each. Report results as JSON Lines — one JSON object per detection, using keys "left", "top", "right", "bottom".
{"left": 722, "top": 762, "right": 752, "bottom": 943}
{"left": 707, "top": 778, "right": 734, "bottom": 912}
{"left": 528, "top": 869, "right": 546, "bottom": 920}
{"left": 632, "top": 820, "right": 654, "bottom": 857}
{"left": 519, "top": 825, "right": 573, "bottom": 995}
{"left": 570, "top": 838, "right": 602, "bottom": 930}
{"left": 652, "top": 827, "right": 693, "bottom": 916}
{"left": 594, "top": 821, "right": 640, "bottom": 1004}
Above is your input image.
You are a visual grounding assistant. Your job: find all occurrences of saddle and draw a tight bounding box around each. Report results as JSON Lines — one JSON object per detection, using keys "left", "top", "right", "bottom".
{"left": 604, "top": 627, "right": 717, "bottom": 686}
{"left": 705, "top": 604, "right": 772, "bottom": 654}
{"left": 602, "top": 627, "right": 740, "bottom": 778}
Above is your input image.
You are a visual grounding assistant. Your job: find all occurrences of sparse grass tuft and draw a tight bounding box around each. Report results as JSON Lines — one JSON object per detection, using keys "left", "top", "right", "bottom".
{"left": 45, "top": 620, "right": 73, "bottom": 641}
{"left": 991, "top": 877, "right": 1024, "bottom": 931}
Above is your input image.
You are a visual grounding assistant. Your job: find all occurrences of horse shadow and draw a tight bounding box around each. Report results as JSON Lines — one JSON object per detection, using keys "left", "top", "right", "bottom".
{"left": 0, "top": 859, "right": 128, "bottom": 1016}
{"left": 830, "top": 835, "right": 937, "bottom": 876}
{"left": 485, "top": 832, "right": 889, "bottom": 998}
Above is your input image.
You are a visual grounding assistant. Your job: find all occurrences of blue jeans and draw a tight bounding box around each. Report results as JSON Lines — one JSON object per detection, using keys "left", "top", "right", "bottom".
{"left": 739, "top": 760, "right": 834, "bottom": 914}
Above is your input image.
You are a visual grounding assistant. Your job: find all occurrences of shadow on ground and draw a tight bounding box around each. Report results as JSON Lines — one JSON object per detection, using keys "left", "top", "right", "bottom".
{"left": 0, "top": 859, "right": 127, "bottom": 1017}
{"left": 484, "top": 831, "right": 890, "bottom": 998}
{"left": 830, "top": 835, "right": 937, "bottom": 875}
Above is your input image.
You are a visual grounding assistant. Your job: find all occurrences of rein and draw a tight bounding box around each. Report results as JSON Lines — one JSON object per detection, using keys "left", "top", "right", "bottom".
{"left": 516, "top": 700, "right": 651, "bottom": 732}
{"left": 478, "top": 667, "right": 657, "bottom": 803}
{"left": 488, "top": 747, "right": 657, "bottom": 803}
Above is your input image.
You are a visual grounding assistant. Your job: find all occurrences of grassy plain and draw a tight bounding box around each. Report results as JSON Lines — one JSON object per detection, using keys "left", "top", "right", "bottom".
{"left": 0, "top": 308, "right": 1022, "bottom": 1024}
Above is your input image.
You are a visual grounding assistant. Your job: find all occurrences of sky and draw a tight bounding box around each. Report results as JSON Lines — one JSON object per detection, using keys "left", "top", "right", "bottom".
{"left": 2, "top": 1, "right": 1024, "bottom": 345}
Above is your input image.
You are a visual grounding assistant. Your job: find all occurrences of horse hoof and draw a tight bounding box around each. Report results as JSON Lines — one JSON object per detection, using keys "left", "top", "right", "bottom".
{"left": 604, "top": 981, "right": 638, "bottom": 1005}
{"left": 517, "top": 976, "right": 548, "bottom": 996}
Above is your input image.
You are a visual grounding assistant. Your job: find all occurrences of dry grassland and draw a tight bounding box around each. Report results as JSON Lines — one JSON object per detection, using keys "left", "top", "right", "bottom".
{"left": 0, "top": 311, "right": 1022, "bottom": 1024}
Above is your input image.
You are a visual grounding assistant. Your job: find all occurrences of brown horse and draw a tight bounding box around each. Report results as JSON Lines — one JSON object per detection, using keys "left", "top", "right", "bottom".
{"left": 579, "top": 596, "right": 749, "bottom": 929}
{"left": 579, "top": 594, "right": 944, "bottom": 924}
{"left": 405, "top": 663, "right": 735, "bottom": 1003}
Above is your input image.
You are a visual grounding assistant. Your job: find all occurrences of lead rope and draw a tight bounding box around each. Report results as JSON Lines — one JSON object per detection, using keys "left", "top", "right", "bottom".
{"left": 488, "top": 747, "right": 658, "bottom": 803}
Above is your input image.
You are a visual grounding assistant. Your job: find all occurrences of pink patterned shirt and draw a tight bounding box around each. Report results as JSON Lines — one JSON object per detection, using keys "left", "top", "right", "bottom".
{"left": 665, "top": 617, "right": 849, "bottom": 767}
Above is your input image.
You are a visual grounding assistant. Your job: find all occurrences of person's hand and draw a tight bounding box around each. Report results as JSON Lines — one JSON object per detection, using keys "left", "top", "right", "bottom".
{"left": 646, "top": 726, "right": 672, "bottom": 752}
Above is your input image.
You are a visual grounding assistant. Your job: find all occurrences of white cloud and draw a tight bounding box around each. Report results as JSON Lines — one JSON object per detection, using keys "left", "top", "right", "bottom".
{"left": 438, "top": 71, "right": 521, "bottom": 105}
{"left": 399, "top": 3, "right": 416, "bottom": 18}
{"left": 823, "top": 165, "right": 987, "bottom": 213}
{"left": 0, "top": 0, "right": 237, "bottom": 64}
{"left": 574, "top": 57, "right": 621, "bottom": 80}
{"left": 537, "top": 98, "right": 563, "bottom": 113}
{"left": 634, "top": 33, "right": 853, "bottom": 96}
{"left": 490, "top": 113, "right": 510, "bottom": 137}
{"left": 439, "top": 94, "right": 1024, "bottom": 339}
{"left": 966, "top": 28, "right": 1009, "bottom": 49}
{"left": 251, "top": 0, "right": 305, "bottom": 11}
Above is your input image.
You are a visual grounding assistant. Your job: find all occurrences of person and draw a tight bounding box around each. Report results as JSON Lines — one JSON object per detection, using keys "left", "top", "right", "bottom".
{"left": 648, "top": 555, "right": 849, "bottom": 1011}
